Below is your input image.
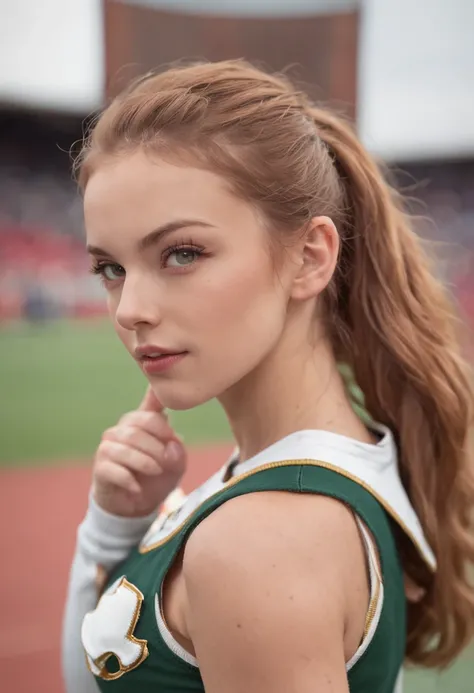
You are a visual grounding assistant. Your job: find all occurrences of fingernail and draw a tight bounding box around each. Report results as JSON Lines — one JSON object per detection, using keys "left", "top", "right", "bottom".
{"left": 164, "top": 441, "right": 182, "bottom": 463}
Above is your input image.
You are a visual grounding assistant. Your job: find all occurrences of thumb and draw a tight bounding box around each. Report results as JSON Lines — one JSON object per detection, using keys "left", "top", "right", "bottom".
{"left": 138, "top": 386, "right": 164, "bottom": 412}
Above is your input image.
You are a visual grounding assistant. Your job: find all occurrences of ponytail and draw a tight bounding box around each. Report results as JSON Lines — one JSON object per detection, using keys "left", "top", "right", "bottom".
{"left": 309, "top": 106, "right": 474, "bottom": 666}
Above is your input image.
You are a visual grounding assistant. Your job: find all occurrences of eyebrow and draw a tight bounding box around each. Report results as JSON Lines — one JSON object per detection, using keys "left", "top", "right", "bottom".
{"left": 86, "top": 219, "right": 215, "bottom": 256}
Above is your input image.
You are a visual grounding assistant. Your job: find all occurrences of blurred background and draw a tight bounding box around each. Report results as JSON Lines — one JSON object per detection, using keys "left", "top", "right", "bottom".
{"left": 0, "top": 1, "right": 472, "bottom": 691}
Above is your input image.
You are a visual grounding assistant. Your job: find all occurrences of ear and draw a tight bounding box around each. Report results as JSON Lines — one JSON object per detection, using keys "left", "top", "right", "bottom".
{"left": 289, "top": 216, "right": 339, "bottom": 301}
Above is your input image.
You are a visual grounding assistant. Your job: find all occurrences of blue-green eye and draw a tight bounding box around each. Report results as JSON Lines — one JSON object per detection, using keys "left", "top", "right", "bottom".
{"left": 165, "top": 248, "right": 201, "bottom": 268}
{"left": 103, "top": 263, "right": 125, "bottom": 280}
{"left": 91, "top": 262, "right": 125, "bottom": 282}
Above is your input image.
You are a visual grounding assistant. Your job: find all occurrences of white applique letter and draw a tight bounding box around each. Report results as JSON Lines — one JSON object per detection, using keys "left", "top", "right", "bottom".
{"left": 82, "top": 577, "right": 148, "bottom": 680}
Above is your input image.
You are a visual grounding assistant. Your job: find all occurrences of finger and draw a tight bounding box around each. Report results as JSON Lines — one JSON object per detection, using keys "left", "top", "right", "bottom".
{"left": 98, "top": 440, "right": 163, "bottom": 476}
{"left": 117, "top": 410, "right": 175, "bottom": 440}
{"left": 103, "top": 426, "right": 166, "bottom": 461}
{"left": 138, "top": 386, "right": 164, "bottom": 413}
{"left": 160, "top": 439, "right": 187, "bottom": 476}
{"left": 94, "top": 460, "right": 141, "bottom": 495}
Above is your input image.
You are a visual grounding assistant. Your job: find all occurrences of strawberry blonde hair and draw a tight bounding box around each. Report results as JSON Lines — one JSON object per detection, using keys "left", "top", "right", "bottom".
{"left": 77, "top": 59, "right": 474, "bottom": 667}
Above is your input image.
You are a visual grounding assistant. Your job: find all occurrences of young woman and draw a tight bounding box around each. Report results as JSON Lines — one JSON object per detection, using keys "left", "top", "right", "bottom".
{"left": 63, "top": 60, "right": 474, "bottom": 693}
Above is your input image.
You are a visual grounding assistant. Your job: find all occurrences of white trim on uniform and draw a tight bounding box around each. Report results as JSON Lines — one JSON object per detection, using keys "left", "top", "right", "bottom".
{"left": 154, "top": 593, "right": 198, "bottom": 668}
{"left": 346, "top": 518, "right": 384, "bottom": 671}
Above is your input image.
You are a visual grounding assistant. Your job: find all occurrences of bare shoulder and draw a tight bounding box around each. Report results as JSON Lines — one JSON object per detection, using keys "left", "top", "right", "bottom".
{"left": 181, "top": 491, "right": 363, "bottom": 692}
{"left": 184, "top": 490, "right": 363, "bottom": 583}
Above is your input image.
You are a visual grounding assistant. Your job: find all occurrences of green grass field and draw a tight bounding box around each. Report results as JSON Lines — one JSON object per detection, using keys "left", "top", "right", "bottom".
{"left": 0, "top": 319, "right": 472, "bottom": 690}
{"left": 0, "top": 319, "right": 231, "bottom": 465}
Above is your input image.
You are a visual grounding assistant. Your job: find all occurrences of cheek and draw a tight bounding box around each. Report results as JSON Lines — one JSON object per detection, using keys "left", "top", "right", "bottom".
{"left": 160, "top": 260, "right": 287, "bottom": 409}
{"left": 195, "top": 256, "right": 287, "bottom": 365}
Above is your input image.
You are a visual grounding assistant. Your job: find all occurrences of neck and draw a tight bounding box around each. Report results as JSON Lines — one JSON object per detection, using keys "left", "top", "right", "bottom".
{"left": 219, "top": 331, "right": 371, "bottom": 462}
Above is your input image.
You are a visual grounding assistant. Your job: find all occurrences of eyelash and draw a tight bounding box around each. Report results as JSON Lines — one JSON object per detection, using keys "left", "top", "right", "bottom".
{"left": 89, "top": 261, "right": 124, "bottom": 283}
{"left": 160, "top": 241, "right": 205, "bottom": 268}
{"left": 89, "top": 240, "right": 206, "bottom": 283}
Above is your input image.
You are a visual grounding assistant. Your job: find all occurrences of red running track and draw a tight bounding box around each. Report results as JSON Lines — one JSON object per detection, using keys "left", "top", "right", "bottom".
{"left": 0, "top": 444, "right": 232, "bottom": 693}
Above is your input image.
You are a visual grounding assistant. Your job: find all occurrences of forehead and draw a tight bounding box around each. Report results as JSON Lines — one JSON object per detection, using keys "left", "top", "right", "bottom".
{"left": 83, "top": 150, "right": 259, "bottom": 240}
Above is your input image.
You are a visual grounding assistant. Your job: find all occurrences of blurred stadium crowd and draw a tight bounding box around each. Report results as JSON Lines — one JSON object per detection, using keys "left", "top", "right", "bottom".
{"left": 1, "top": 109, "right": 473, "bottom": 327}
{"left": 0, "top": 111, "right": 101, "bottom": 321}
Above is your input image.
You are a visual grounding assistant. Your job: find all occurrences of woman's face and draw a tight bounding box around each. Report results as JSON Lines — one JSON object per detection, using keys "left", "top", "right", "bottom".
{"left": 84, "top": 150, "right": 298, "bottom": 410}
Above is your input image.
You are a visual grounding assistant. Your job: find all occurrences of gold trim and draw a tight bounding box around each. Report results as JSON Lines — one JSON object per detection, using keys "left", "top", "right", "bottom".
{"left": 363, "top": 571, "right": 382, "bottom": 639}
{"left": 86, "top": 577, "right": 149, "bottom": 681}
{"left": 354, "top": 515, "right": 383, "bottom": 641}
{"left": 138, "top": 458, "right": 435, "bottom": 572}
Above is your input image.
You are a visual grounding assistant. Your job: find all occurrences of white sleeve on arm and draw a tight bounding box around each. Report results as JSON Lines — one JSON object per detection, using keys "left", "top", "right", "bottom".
{"left": 62, "top": 494, "right": 157, "bottom": 693}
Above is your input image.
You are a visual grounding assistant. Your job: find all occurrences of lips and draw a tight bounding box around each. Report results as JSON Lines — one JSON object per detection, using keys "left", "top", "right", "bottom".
{"left": 135, "top": 345, "right": 185, "bottom": 360}
{"left": 134, "top": 345, "right": 188, "bottom": 375}
{"left": 141, "top": 352, "right": 179, "bottom": 360}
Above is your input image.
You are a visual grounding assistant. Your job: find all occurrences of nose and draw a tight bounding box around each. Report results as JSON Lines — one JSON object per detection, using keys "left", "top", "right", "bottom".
{"left": 115, "top": 274, "right": 162, "bottom": 331}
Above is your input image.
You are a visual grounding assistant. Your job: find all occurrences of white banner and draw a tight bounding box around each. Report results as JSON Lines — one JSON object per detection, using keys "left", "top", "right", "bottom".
{"left": 0, "top": 0, "right": 103, "bottom": 113}
{"left": 359, "top": 0, "right": 474, "bottom": 161}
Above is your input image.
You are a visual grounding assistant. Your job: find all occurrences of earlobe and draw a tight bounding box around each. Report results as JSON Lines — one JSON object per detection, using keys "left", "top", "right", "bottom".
{"left": 290, "top": 216, "right": 339, "bottom": 301}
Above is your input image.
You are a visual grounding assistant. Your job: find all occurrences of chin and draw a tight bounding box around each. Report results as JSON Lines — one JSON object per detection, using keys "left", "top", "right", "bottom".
{"left": 155, "top": 383, "right": 215, "bottom": 412}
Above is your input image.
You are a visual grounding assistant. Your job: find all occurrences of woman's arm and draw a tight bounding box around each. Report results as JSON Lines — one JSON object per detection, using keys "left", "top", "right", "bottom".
{"left": 62, "top": 387, "right": 187, "bottom": 692}
{"left": 183, "top": 491, "right": 368, "bottom": 693}
{"left": 62, "top": 495, "right": 157, "bottom": 693}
